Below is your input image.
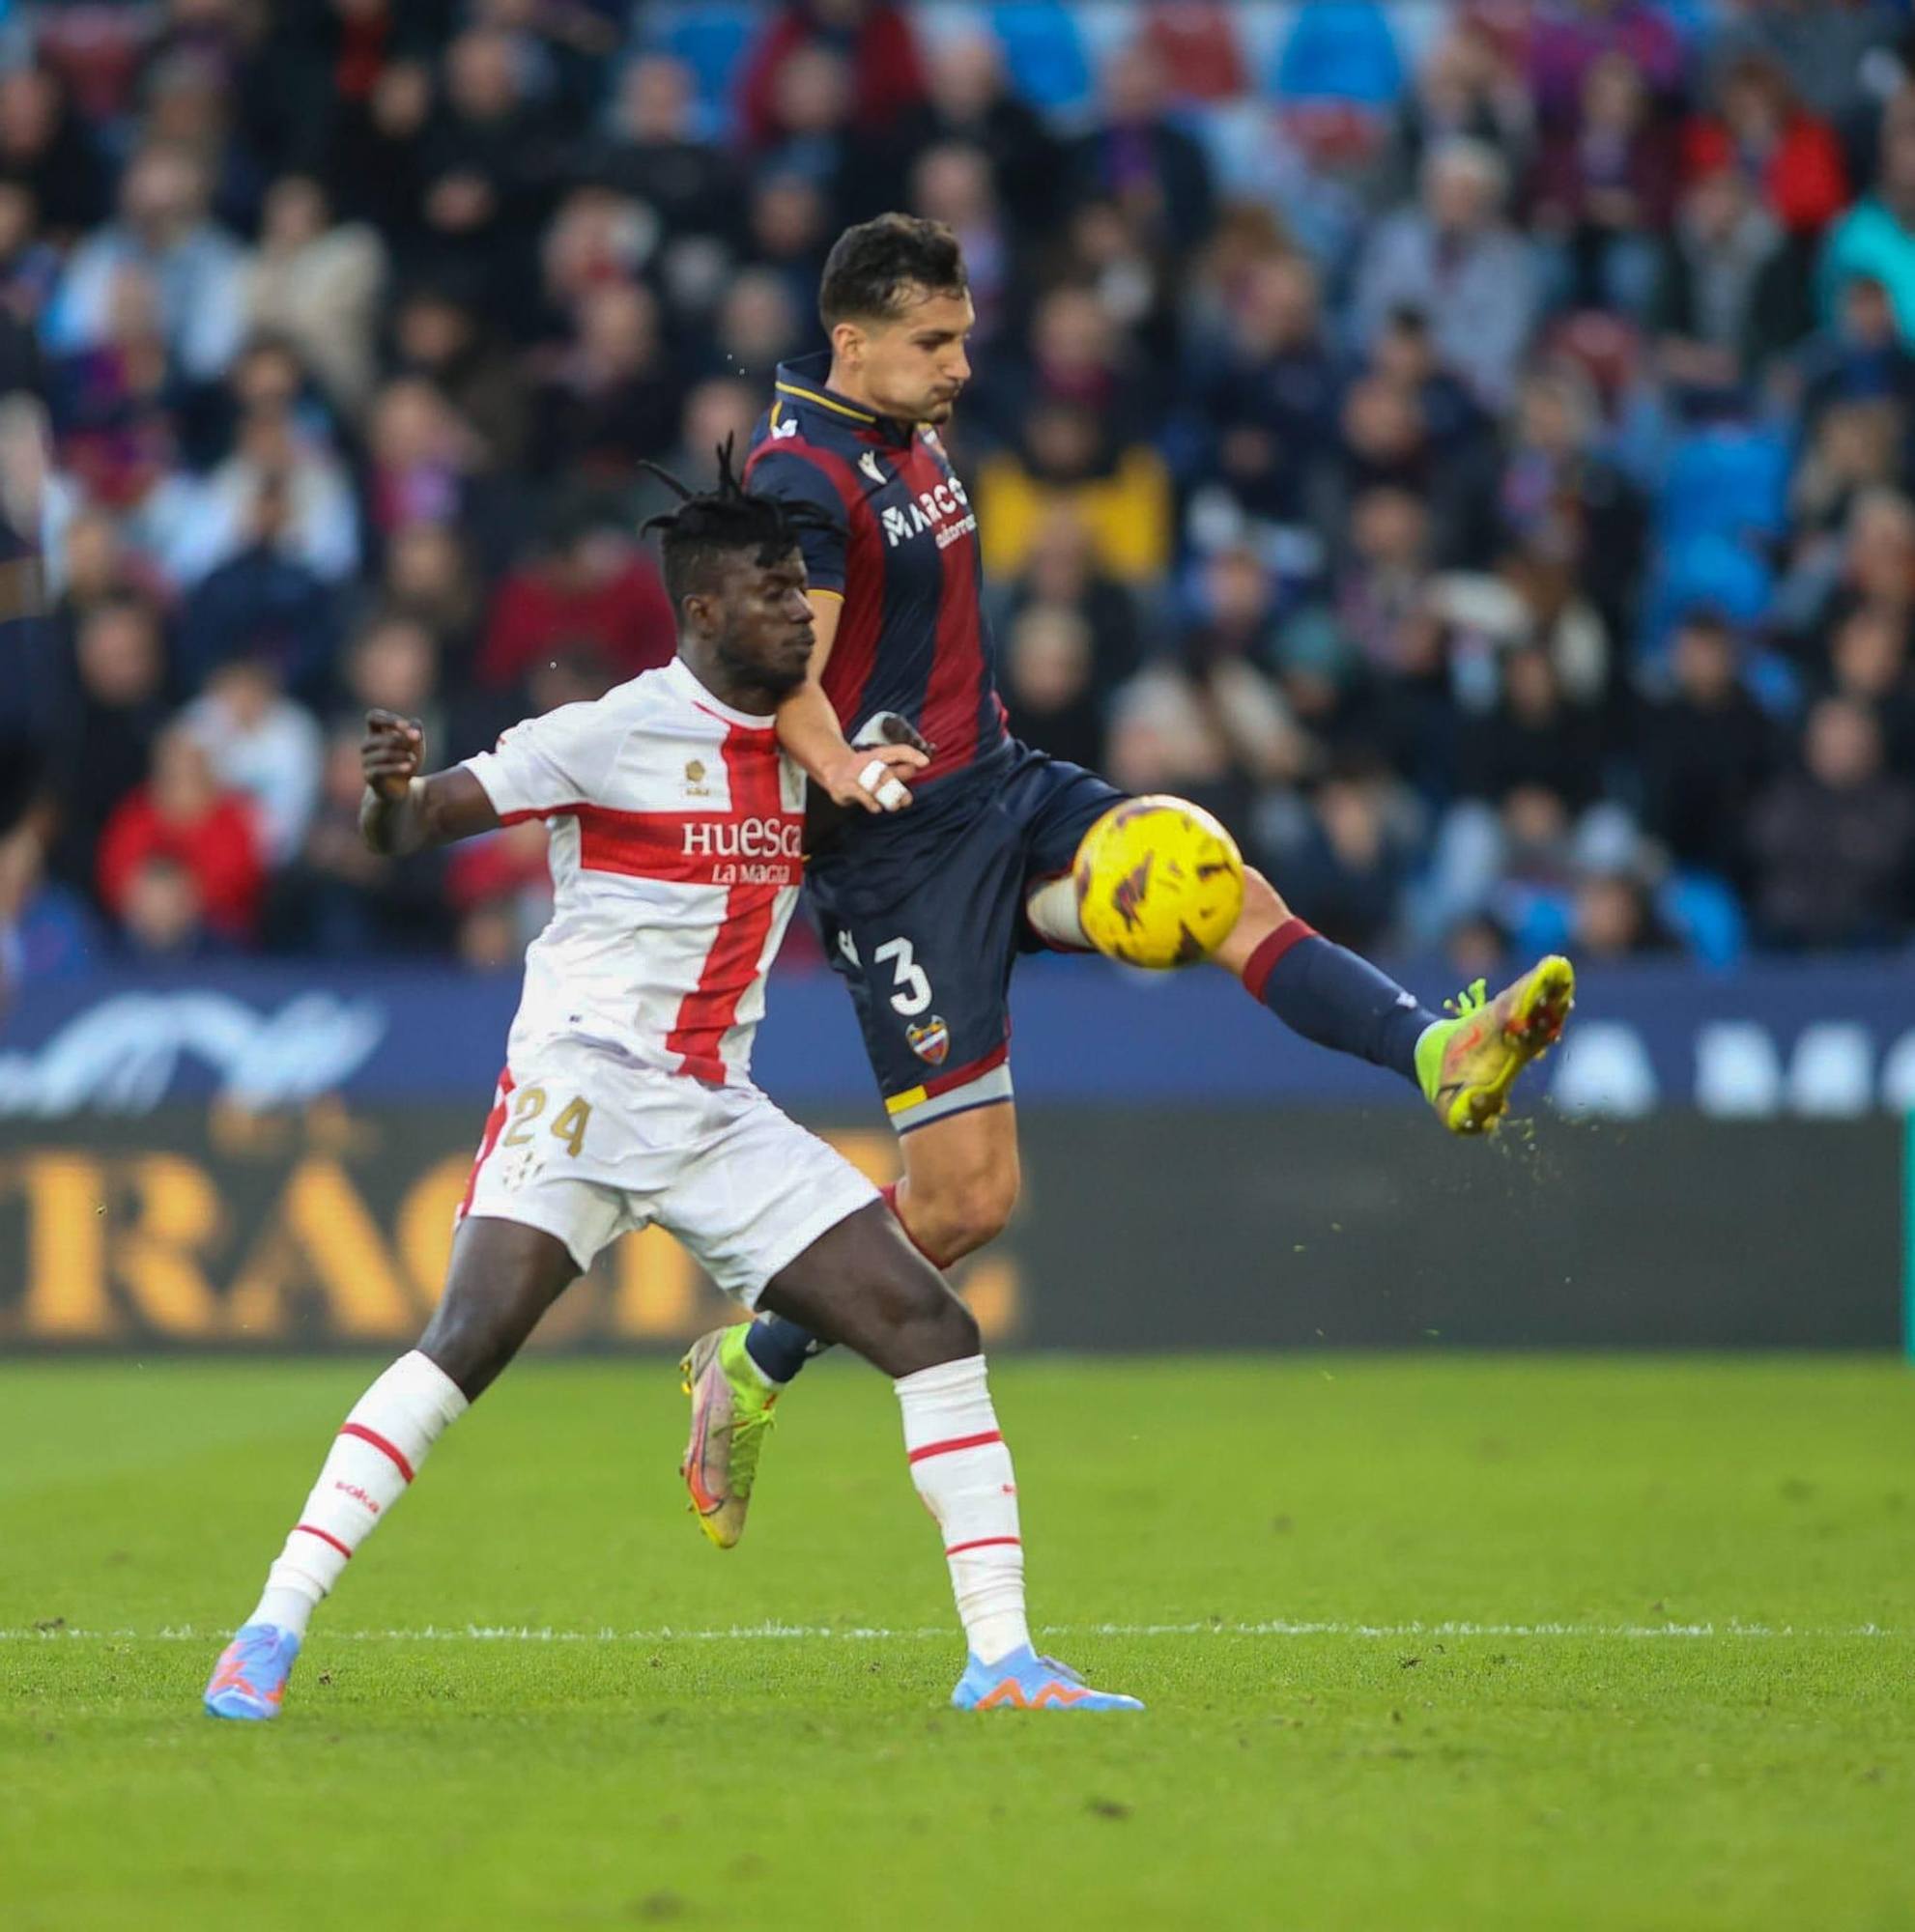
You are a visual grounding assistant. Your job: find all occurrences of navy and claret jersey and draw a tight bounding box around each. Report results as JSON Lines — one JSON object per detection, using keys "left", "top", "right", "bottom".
{"left": 744, "top": 352, "right": 1008, "bottom": 788}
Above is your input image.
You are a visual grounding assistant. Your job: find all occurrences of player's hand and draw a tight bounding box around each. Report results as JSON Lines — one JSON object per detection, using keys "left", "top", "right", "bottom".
{"left": 821, "top": 716, "right": 930, "bottom": 813}
{"left": 362, "top": 709, "right": 425, "bottom": 802}
{"left": 819, "top": 744, "right": 924, "bottom": 812}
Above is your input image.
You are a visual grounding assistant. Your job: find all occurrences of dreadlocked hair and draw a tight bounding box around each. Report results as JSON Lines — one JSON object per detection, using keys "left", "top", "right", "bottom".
{"left": 638, "top": 436, "right": 835, "bottom": 607}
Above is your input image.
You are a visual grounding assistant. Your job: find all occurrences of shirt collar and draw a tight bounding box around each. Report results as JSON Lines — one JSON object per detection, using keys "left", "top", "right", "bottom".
{"left": 774, "top": 352, "right": 912, "bottom": 447}
{"left": 664, "top": 654, "right": 778, "bottom": 732}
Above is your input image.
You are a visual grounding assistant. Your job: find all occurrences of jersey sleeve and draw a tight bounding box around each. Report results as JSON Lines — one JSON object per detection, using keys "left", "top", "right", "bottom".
{"left": 461, "top": 700, "right": 616, "bottom": 821}
{"left": 748, "top": 446, "right": 850, "bottom": 596}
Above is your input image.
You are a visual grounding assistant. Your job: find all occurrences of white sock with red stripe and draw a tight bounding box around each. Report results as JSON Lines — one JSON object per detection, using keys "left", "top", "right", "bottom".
{"left": 896, "top": 1354, "right": 1029, "bottom": 1666}
{"left": 246, "top": 1350, "right": 469, "bottom": 1638}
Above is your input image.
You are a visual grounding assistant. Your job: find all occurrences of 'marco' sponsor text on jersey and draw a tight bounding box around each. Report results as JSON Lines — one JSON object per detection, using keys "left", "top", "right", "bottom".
{"left": 461, "top": 657, "right": 807, "bottom": 1086}
{"left": 743, "top": 352, "right": 1007, "bottom": 787}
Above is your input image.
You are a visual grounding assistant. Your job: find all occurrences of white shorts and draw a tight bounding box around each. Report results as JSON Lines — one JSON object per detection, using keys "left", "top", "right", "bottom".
{"left": 456, "top": 1037, "right": 879, "bottom": 1306}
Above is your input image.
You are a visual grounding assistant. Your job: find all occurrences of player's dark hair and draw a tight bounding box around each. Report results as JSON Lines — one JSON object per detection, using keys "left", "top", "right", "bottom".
{"left": 638, "top": 437, "right": 832, "bottom": 607}
{"left": 818, "top": 213, "right": 968, "bottom": 330}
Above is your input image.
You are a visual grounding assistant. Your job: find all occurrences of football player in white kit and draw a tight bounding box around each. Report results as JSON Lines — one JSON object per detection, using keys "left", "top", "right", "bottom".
{"left": 202, "top": 452, "right": 1141, "bottom": 1718}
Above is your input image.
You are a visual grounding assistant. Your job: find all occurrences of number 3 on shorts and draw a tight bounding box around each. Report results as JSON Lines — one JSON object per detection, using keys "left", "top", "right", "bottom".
{"left": 873, "top": 936, "right": 932, "bottom": 1015}
{"left": 502, "top": 1086, "right": 593, "bottom": 1157}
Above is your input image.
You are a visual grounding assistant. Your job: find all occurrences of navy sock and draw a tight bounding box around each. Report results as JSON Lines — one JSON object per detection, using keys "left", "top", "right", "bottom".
{"left": 1243, "top": 918, "right": 1436, "bottom": 1088}
{"left": 743, "top": 1316, "right": 826, "bottom": 1386}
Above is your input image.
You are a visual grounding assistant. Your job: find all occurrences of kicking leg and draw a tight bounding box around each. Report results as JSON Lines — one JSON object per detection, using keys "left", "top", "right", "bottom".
{"left": 204, "top": 1216, "right": 577, "bottom": 1720}
{"left": 1043, "top": 833, "right": 1576, "bottom": 1133}
{"left": 1215, "top": 874, "right": 1575, "bottom": 1132}
{"left": 761, "top": 1201, "right": 1139, "bottom": 1711}
{"left": 1024, "top": 836, "right": 1447, "bottom": 1085}
{"left": 1039, "top": 805, "right": 1573, "bottom": 1127}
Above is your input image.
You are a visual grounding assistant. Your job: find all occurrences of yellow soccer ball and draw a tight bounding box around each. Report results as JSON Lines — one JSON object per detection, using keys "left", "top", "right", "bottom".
{"left": 1071, "top": 795, "right": 1245, "bottom": 969}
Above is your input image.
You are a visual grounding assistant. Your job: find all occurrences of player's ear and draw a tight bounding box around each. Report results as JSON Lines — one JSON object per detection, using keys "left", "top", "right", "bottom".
{"left": 830, "top": 318, "right": 866, "bottom": 368}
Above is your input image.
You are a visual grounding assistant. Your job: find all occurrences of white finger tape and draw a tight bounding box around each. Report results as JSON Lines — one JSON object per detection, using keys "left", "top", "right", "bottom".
{"left": 858, "top": 758, "right": 889, "bottom": 793}
{"left": 875, "top": 777, "right": 910, "bottom": 810}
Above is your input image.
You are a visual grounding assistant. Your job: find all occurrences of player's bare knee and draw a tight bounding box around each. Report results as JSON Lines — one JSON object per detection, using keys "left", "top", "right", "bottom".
{"left": 889, "top": 1278, "right": 981, "bottom": 1375}
{"left": 1242, "top": 867, "right": 1290, "bottom": 923}
{"left": 965, "top": 1161, "right": 1020, "bottom": 1248}
{"left": 928, "top": 1289, "right": 981, "bottom": 1361}
{"left": 1211, "top": 867, "right": 1293, "bottom": 977}
{"left": 917, "top": 1163, "right": 1018, "bottom": 1262}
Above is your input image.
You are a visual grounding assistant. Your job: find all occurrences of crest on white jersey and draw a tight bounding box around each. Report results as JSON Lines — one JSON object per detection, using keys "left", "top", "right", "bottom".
{"left": 859, "top": 450, "right": 886, "bottom": 485}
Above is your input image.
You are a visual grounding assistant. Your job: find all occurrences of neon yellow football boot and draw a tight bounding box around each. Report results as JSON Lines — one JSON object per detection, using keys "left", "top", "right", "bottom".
{"left": 679, "top": 1324, "right": 778, "bottom": 1549}
{"left": 1415, "top": 954, "right": 1576, "bottom": 1135}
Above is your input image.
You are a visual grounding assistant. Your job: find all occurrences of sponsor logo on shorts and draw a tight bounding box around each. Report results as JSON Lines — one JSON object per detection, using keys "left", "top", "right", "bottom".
{"left": 906, "top": 1015, "right": 951, "bottom": 1065}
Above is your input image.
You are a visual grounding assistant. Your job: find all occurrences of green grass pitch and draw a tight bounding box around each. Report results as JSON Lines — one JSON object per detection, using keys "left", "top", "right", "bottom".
{"left": 4, "top": 1353, "right": 1914, "bottom": 1931}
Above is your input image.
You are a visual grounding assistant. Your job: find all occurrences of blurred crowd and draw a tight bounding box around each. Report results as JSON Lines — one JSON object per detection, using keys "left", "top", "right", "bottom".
{"left": 6, "top": 0, "right": 1915, "bottom": 988}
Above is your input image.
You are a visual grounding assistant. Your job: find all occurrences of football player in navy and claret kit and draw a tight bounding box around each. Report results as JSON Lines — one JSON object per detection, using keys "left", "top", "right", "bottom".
{"left": 202, "top": 455, "right": 1142, "bottom": 1720}
{"left": 679, "top": 215, "right": 1577, "bottom": 1547}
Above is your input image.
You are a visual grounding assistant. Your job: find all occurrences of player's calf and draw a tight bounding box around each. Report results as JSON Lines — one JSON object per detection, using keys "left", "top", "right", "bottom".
{"left": 1232, "top": 891, "right": 1443, "bottom": 1088}
{"left": 415, "top": 1215, "right": 583, "bottom": 1399}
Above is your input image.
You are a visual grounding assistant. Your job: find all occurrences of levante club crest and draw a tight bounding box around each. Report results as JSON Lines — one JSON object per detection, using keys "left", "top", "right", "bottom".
{"left": 906, "top": 1016, "right": 950, "bottom": 1065}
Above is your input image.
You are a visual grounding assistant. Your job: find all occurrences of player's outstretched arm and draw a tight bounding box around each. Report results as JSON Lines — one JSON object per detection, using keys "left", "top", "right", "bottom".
{"left": 357, "top": 708, "right": 500, "bottom": 856}
{"left": 777, "top": 592, "right": 926, "bottom": 813}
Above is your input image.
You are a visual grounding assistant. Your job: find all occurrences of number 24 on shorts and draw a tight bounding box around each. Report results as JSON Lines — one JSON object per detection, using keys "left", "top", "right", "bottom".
{"left": 503, "top": 1085, "right": 592, "bottom": 1157}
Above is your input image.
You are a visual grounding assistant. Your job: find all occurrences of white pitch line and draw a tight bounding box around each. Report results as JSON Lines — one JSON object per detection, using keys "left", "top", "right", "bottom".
{"left": 0, "top": 1620, "right": 1903, "bottom": 1643}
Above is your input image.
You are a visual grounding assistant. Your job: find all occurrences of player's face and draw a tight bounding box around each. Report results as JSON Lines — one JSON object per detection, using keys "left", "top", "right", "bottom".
{"left": 712, "top": 549, "right": 815, "bottom": 698}
{"left": 843, "top": 290, "right": 975, "bottom": 425}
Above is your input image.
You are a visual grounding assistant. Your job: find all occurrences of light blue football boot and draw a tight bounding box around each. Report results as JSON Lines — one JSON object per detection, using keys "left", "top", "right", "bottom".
{"left": 204, "top": 1623, "right": 301, "bottom": 1720}
{"left": 951, "top": 1644, "right": 1144, "bottom": 1711}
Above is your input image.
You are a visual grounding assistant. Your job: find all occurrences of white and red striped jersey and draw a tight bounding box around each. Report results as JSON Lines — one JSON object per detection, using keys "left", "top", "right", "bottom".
{"left": 461, "top": 656, "right": 807, "bottom": 1087}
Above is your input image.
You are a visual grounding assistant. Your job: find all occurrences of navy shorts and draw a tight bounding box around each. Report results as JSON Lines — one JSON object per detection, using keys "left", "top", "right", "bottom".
{"left": 805, "top": 740, "right": 1124, "bottom": 1131}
